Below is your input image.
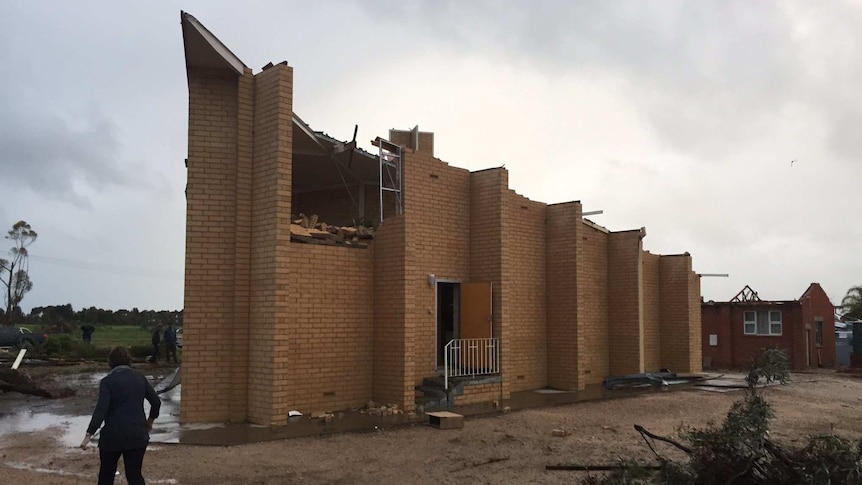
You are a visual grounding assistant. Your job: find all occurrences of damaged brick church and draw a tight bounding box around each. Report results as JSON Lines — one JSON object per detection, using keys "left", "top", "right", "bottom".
{"left": 179, "top": 12, "right": 702, "bottom": 426}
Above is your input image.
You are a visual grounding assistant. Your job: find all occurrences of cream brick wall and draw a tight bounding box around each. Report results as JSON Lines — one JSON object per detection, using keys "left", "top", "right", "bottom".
{"left": 182, "top": 62, "right": 706, "bottom": 421}
{"left": 182, "top": 67, "right": 242, "bottom": 424}
{"left": 456, "top": 382, "right": 503, "bottom": 406}
{"left": 659, "top": 254, "right": 701, "bottom": 373}
{"left": 372, "top": 216, "right": 412, "bottom": 407}
{"left": 469, "top": 169, "right": 508, "bottom": 398}
{"left": 546, "top": 202, "right": 582, "bottom": 390}
{"left": 503, "top": 191, "right": 547, "bottom": 392}
{"left": 401, "top": 150, "right": 471, "bottom": 388}
{"left": 577, "top": 223, "right": 610, "bottom": 386}
{"left": 247, "top": 64, "right": 294, "bottom": 426}
{"left": 287, "top": 243, "right": 374, "bottom": 412}
{"left": 641, "top": 251, "right": 662, "bottom": 371}
{"left": 607, "top": 230, "right": 644, "bottom": 375}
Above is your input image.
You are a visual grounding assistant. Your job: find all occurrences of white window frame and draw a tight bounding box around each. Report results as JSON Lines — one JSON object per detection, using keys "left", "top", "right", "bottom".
{"left": 743, "top": 310, "right": 782, "bottom": 336}
{"left": 769, "top": 310, "right": 782, "bottom": 336}
{"left": 744, "top": 311, "right": 757, "bottom": 335}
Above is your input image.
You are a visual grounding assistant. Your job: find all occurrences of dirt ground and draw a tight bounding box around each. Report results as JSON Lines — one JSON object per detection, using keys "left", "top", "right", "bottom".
{"left": 2, "top": 369, "right": 862, "bottom": 484}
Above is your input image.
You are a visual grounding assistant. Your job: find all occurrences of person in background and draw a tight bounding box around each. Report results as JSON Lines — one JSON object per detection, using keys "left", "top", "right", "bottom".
{"left": 163, "top": 323, "right": 178, "bottom": 364}
{"left": 81, "top": 324, "right": 95, "bottom": 343}
{"left": 80, "top": 346, "right": 160, "bottom": 485}
{"left": 149, "top": 324, "right": 162, "bottom": 364}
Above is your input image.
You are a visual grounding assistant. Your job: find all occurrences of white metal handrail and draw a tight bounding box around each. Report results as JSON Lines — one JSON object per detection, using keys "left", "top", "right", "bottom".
{"left": 444, "top": 338, "right": 500, "bottom": 389}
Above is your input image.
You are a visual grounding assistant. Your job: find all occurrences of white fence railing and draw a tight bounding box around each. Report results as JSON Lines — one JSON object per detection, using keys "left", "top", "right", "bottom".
{"left": 444, "top": 338, "right": 500, "bottom": 389}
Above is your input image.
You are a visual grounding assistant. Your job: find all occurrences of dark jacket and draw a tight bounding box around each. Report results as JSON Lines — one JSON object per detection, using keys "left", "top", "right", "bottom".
{"left": 86, "top": 365, "right": 160, "bottom": 452}
{"left": 151, "top": 328, "right": 161, "bottom": 346}
{"left": 164, "top": 326, "right": 177, "bottom": 345}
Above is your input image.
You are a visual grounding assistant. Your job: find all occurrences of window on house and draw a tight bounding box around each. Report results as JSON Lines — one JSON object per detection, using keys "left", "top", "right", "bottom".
{"left": 815, "top": 321, "right": 823, "bottom": 346}
{"left": 743, "top": 310, "right": 782, "bottom": 336}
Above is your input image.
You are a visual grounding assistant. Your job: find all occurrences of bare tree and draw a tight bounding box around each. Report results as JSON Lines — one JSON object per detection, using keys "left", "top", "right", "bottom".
{"left": 0, "top": 221, "right": 37, "bottom": 326}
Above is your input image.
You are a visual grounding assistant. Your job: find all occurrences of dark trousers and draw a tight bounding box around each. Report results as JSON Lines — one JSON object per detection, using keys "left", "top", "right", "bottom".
{"left": 99, "top": 447, "right": 147, "bottom": 485}
{"left": 151, "top": 343, "right": 159, "bottom": 363}
{"left": 165, "top": 342, "right": 178, "bottom": 363}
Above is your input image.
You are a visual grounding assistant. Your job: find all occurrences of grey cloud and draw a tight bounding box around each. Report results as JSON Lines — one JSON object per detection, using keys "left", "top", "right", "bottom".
{"left": 356, "top": 1, "right": 861, "bottom": 164}
{"left": 0, "top": 108, "right": 130, "bottom": 205}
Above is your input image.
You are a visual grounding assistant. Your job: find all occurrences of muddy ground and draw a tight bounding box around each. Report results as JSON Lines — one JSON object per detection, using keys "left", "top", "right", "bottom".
{"left": 2, "top": 367, "right": 862, "bottom": 484}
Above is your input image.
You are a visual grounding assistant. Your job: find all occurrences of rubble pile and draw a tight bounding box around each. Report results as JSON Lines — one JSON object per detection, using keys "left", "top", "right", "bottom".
{"left": 290, "top": 214, "right": 374, "bottom": 248}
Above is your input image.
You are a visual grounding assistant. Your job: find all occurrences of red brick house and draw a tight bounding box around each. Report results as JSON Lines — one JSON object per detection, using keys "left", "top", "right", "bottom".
{"left": 701, "top": 283, "right": 836, "bottom": 370}
{"left": 179, "top": 12, "right": 704, "bottom": 425}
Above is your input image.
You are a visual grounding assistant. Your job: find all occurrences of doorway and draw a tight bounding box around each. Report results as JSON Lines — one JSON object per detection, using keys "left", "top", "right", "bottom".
{"left": 436, "top": 282, "right": 460, "bottom": 366}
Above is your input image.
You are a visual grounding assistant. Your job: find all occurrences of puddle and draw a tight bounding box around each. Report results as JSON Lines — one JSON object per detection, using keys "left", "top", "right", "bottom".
{"left": 0, "top": 371, "right": 183, "bottom": 446}
{"left": 0, "top": 411, "right": 92, "bottom": 447}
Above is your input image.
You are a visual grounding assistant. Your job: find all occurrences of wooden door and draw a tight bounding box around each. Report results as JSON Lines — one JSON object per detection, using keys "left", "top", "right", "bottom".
{"left": 459, "top": 282, "right": 492, "bottom": 371}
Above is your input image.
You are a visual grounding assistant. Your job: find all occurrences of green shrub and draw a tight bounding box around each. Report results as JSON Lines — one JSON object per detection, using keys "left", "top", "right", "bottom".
{"left": 41, "top": 334, "right": 110, "bottom": 360}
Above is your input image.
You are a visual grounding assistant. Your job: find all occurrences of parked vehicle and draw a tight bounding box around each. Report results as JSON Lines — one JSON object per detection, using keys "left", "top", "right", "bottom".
{"left": 176, "top": 327, "right": 183, "bottom": 348}
{"left": 0, "top": 326, "right": 47, "bottom": 349}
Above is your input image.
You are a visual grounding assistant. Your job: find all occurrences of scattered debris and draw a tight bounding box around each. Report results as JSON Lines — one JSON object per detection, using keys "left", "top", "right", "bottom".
{"left": 290, "top": 214, "right": 374, "bottom": 248}
{"left": 427, "top": 411, "right": 464, "bottom": 430}
{"left": 288, "top": 410, "right": 302, "bottom": 417}
{"left": 154, "top": 366, "right": 181, "bottom": 394}
{"left": 502, "top": 406, "right": 511, "bottom": 414}
{"left": 0, "top": 369, "right": 74, "bottom": 398}
{"left": 361, "top": 402, "right": 403, "bottom": 417}
{"left": 11, "top": 349, "right": 26, "bottom": 370}
{"left": 551, "top": 429, "right": 569, "bottom": 437}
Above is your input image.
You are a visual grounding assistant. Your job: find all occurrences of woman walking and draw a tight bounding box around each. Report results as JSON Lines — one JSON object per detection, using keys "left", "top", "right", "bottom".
{"left": 80, "top": 346, "right": 161, "bottom": 485}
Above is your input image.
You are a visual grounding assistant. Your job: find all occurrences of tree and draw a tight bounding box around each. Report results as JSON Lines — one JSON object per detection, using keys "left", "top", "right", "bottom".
{"left": 0, "top": 221, "right": 37, "bottom": 326}
{"left": 842, "top": 286, "right": 862, "bottom": 321}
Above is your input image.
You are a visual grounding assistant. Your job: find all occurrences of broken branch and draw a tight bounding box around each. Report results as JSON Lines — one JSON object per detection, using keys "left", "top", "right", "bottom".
{"left": 546, "top": 464, "right": 662, "bottom": 471}
{"left": 634, "top": 424, "right": 692, "bottom": 454}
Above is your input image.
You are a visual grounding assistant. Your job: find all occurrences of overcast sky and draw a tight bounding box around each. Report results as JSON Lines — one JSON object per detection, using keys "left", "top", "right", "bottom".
{"left": 1, "top": 1, "right": 859, "bottom": 313}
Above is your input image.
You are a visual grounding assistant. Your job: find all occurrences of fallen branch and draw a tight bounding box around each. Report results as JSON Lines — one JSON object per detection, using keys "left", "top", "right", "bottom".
{"left": 546, "top": 464, "right": 662, "bottom": 471}
{"left": 473, "top": 456, "right": 509, "bottom": 467}
{"left": 634, "top": 424, "right": 692, "bottom": 454}
{"left": 450, "top": 456, "right": 509, "bottom": 472}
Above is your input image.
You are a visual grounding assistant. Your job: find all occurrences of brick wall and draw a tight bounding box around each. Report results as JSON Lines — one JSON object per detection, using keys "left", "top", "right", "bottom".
{"left": 578, "top": 223, "right": 610, "bottom": 385}
{"left": 230, "top": 69, "right": 254, "bottom": 422}
{"left": 182, "top": 67, "right": 241, "bottom": 423}
{"left": 401, "top": 150, "right": 471, "bottom": 386}
{"left": 389, "top": 129, "right": 434, "bottom": 156}
{"left": 641, "top": 251, "right": 661, "bottom": 371}
{"left": 688, "top": 268, "right": 703, "bottom": 373}
{"left": 469, "top": 169, "right": 508, "bottom": 397}
{"left": 372, "top": 216, "right": 412, "bottom": 407}
{"left": 546, "top": 202, "right": 582, "bottom": 390}
{"left": 607, "top": 230, "right": 644, "bottom": 375}
{"left": 503, "top": 190, "right": 547, "bottom": 392}
{"left": 702, "top": 289, "right": 836, "bottom": 372}
{"left": 286, "top": 243, "right": 374, "bottom": 412}
{"left": 801, "top": 283, "right": 837, "bottom": 368}
{"left": 456, "top": 382, "right": 503, "bottom": 406}
{"left": 247, "top": 64, "right": 294, "bottom": 426}
{"left": 658, "top": 254, "right": 701, "bottom": 372}
{"left": 702, "top": 303, "right": 801, "bottom": 369}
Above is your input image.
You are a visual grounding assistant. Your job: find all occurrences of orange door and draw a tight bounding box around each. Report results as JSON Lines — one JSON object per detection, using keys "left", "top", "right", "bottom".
{"left": 459, "top": 282, "right": 492, "bottom": 371}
